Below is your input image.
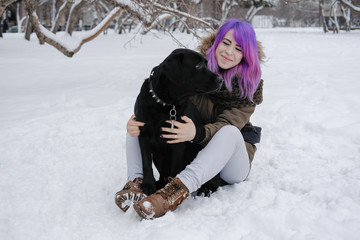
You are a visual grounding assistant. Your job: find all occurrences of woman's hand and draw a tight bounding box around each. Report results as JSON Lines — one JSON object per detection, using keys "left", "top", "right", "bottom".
{"left": 127, "top": 114, "right": 145, "bottom": 137}
{"left": 161, "top": 116, "right": 196, "bottom": 144}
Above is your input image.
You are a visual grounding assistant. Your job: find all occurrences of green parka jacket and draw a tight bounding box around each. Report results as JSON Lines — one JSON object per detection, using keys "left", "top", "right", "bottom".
{"left": 190, "top": 32, "right": 264, "bottom": 163}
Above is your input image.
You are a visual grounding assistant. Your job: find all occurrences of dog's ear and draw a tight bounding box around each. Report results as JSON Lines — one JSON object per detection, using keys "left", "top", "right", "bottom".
{"left": 154, "top": 49, "right": 186, "bottom": 85}
{"left": 171, "top": 49, "right": 185, "bottom": 62}
{"left": 150, "top": 66, "right": 160, "bottom": 80}
{"left": 160, "top": 50, "right": 184, "bottom": 74}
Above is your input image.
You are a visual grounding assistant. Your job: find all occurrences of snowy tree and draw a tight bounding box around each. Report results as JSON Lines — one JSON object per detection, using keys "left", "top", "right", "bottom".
{"left": 244, "top": 0, "right": 275, "bottom": 22}
{"left": 15, "top": 0, "right": 26, "bottom": 33}
{"left": 338, "top": 0, "right": 360, "bottom": 31}
{"left": 0, "top": 0, "right": 16, "bottom": 37}
{"left": 339, "top": 0, "right": 360, "bottom": 12}
{"left": 220, "top": 0, "right": 239, "bottom": 24}
{"left": 325, "top": 0, "right": 360, "bottom": 33}
{"left": 17, "top": 0, "right": 215, "bottom": 56}
{"left": 341, "top": 2, "right": 351, "bottom": 31}
{"left": 329, "top": 0, "right": 341, "bottom": 33}
{"left": 24, "top": 0, "right": 123, "bottom": 56}
{"left": 0, "top": 0, "right": 15, "bottom": 19}
{"left": 319, "top": 0, "right": 328, "bottom": 32}
{"left": 2, "top": 0, "right": 278, "bottom": 54}
{"left": 140, "top": 0, "right": 214, "bottom": 40}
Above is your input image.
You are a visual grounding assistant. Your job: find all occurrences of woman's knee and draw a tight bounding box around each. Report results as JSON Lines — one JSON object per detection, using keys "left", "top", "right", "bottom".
{"left": 221, "top": 170, "right": 249, "bottom": 184}
{"left": 217, "top": 125, "right": 243, "bottom": 142}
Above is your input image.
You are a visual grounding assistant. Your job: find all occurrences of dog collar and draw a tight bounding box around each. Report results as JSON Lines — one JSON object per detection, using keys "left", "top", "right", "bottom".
{"left": 148, "top": 71, "right": 173, "bottom": 107}
{"left": 149, "top": 71, "right": 177, "bottom": 130}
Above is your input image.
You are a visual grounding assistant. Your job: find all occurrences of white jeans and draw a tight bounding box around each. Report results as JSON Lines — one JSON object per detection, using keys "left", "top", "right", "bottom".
{"left": 126, "top": 125, "right": 250, "bottom": 193}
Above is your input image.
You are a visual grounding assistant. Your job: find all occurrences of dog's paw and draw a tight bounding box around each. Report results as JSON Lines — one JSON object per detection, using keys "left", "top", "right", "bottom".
{"left": 141, "top": 182, "right": 157, "bottom": 196}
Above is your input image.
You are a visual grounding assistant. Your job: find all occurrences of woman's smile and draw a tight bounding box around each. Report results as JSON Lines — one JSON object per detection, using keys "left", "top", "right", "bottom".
{"left": 221, "top": 55, "right": 232, "bottom": 62}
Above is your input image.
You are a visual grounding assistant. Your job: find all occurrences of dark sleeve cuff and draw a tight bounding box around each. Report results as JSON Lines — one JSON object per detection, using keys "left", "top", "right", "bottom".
{"left": 192, "top": 125, "right": 205, "bottom": 143}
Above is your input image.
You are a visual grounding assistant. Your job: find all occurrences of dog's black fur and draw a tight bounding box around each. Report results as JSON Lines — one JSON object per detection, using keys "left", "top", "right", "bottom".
{"left": 134, "top": 48, "right": 223, "bottom": 196}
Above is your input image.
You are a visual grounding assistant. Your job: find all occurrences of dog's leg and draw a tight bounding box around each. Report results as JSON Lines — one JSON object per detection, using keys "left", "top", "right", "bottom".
{"left": 166, "top": 144, "right": 188, "bottom": 178}
{"left": 138, "top": 136, "right": 157, "bottom": 195}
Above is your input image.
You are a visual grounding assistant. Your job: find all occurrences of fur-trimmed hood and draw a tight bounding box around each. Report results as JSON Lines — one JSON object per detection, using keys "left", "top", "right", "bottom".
{"left": 196, "top": 31, "right": 264, "bottom": 108}
{"left": 197, "top": 32, "right": 265, "bottom": 63}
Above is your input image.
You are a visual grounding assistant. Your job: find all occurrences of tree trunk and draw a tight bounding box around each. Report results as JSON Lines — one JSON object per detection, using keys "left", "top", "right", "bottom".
{"left": 66, "top": 0, "right": 87, "bottom": 36}
{"left": 245, "top": 1, "right": 265, "bottom": 23}
{"left": 24, "top": 17, "right": 33, "bottom": 40}
{"left": 319, "top": 0, "right": 328, "bottom": 33}
{"left": 0, "top": 8, "right": 5, "bottom": 21}
{"left": 51, "top": 1, "right": 73, "bottom": 33}
{"left": 220, "top": 0, "right": 237, "bottom": 24}
{"left": 51, "top": 0, "right": 56, "bottom": 26}
{"left": 114, "top": 10, "right": 126, "bottom": 34}
{"left": 331, "top": 1, "right": 340, "bottom": 33}
{"left": 1, "top": 0, "right": 16, "bottom": 37}
{"left": 341, "top": 4, "right": 351, "bottom": 31}
{"left": 16, "top": 2, "right": 20, "bottom": 32}
{"left": 1, "top": 0, "right": 16, "bottom": 19}
{"left": 0, "top": 13, "right": 3, "bottom": 37}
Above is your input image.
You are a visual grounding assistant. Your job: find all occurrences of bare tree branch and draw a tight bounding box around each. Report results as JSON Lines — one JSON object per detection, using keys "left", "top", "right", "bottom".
{"left": 72, "top": 8, "right": 122, "bottom": 54}
{"left": 25, "top": 0, "right": 121, "bottom": 57}
{"left": 339, "top": 0, "right": 360, "bottom": 12}
{"left": 144, "top": 0, "right": 215, "bottom": 31}
{"left": 108, "top": 0, "right": 152, "bottom": 27}
{"left": 142, "top": 13, "right": 173, "bottom": 34}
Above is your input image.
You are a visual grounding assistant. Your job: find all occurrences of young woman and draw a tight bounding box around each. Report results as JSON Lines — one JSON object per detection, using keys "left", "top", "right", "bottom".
{"left": 115, "top": 19, "right": 264, "bottom": 219}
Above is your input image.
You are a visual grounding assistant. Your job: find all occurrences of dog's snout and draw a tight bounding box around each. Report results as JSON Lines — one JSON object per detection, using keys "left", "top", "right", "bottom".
{"left": 216, "top": 76, "right": 224, "bottom": 86}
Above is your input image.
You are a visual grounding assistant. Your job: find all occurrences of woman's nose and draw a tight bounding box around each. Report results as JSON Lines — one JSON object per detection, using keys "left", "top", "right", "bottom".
{"left": 225, "top": 46, "right": 234, "bottom": 55}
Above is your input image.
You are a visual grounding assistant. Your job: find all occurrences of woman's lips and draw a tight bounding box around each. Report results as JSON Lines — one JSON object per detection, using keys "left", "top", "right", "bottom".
{"left": 221, "top": 55, "right": 232, "bottom": 62}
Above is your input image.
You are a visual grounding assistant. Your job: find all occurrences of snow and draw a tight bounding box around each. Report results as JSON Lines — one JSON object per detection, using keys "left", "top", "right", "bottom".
{"left": 143, "top": 201, "right": 152, "bottom": 210}
{"left": 1, "top": 28, "right": 360, "bottom": 240}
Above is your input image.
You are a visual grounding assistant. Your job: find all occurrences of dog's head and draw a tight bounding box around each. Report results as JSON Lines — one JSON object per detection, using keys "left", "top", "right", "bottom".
{"left": 150, "top": 48, "right": 223, "bottom": 104}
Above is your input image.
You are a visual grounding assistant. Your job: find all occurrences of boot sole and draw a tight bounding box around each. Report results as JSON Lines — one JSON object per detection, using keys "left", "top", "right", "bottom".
{"left": 115, "top": 192, "right": 146, "bottom": 212}
{"left": 133, "top": 203, "right": 149, "bottom": 219}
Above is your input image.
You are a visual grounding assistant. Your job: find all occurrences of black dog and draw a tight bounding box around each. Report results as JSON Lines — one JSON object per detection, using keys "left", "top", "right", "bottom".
{"left": 134, "top": 48, "right": 223, "bottom": 196}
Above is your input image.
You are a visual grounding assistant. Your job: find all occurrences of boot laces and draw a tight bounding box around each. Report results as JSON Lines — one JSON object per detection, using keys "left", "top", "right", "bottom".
{"left": 133, "top": 177, "right": 143, "bottom": 188}
{"left": 158, "top": 178, "right": 183, "bottom": 201}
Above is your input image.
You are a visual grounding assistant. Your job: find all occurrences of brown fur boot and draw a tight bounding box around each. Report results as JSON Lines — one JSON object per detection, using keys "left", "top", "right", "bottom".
{"left": 133, "top": 178, "right": 189, "bottom": 219}
{"left": 115, "top": 177, "right": 146, "bottom": 212}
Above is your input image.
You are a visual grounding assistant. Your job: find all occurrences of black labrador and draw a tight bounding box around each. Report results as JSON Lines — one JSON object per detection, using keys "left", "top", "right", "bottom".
{"left": 134, "top": 48, "right": 223, "bottom": 196}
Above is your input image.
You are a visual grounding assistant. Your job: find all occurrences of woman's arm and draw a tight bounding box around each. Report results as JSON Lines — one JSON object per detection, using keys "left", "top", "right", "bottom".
{"left": 161, "top": 105, "right": 255, "bottom": 145}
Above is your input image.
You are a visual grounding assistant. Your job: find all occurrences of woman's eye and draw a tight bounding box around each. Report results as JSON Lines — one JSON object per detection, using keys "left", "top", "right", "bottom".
{"left": 195, "top": 63, "right": 202, "bottom": 69}
{"left": 223, "top": 41, "right": 230, "bottom": 46}
{"left": 236, "top": 48, "right": 242, "bottom": 52}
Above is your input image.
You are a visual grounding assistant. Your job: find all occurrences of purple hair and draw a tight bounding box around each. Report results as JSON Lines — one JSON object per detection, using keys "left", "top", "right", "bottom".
{"left": 206, "top": 19, "right": 261, "bottom": 101}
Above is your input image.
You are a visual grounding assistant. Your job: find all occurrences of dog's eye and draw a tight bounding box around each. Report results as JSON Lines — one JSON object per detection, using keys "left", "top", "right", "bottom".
{"left": 195, "top": 62, "right": 203, "bottom": 69}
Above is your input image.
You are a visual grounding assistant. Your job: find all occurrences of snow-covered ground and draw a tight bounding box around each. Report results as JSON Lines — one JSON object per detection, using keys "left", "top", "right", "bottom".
{"left": 1, "top": 28, "right": 359, "bottom": 240}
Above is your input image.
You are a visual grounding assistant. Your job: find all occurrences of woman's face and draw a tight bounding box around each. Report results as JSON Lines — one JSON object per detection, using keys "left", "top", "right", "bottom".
{"left": 215, "top": 29, "right": 243, "bottom": 70}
